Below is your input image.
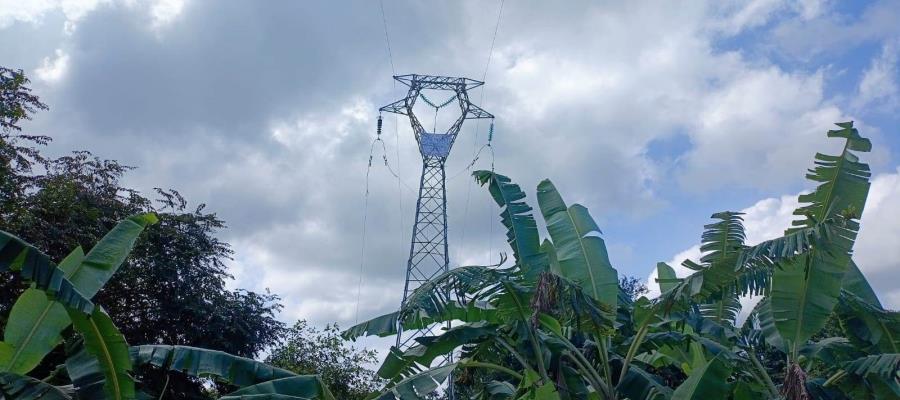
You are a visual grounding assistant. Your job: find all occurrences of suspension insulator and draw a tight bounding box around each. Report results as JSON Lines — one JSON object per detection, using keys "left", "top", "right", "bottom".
{"left": 488, "top": 120, "right": 495, "bottom": 142}
{"left": 376, "top": 115, "right": 383, "bottom": 137}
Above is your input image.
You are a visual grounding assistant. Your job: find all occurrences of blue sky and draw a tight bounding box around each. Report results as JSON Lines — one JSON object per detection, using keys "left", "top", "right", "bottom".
{"left": 1, "top": 0, "right": 899, "bottom": 337}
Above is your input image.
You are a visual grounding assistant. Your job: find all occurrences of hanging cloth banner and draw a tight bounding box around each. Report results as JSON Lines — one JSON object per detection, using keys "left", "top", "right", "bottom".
{"left": 419, "top": 133, "right": 453, "bottom": 157}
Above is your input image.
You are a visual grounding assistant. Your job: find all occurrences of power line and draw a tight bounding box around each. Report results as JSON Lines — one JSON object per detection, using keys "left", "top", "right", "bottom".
{"left": 459, "top": 0, "right": 505, "bottom": 265}
{"left": 379, "top": 0, "right": 396, "bottom": 77}
{"left": 356, "top": 0, "right": 404, "bottom": 324}
{"left": 379, "top": 1, "right": 408, "bottom": 299}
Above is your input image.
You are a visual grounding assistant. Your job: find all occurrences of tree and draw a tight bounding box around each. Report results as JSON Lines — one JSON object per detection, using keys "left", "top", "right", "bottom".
{"left": 266, "top": 321, "right": 383, "bottom": 400}
{"left": 0, "top": 216, "right": 335, "bottom": 399}
{"left": 0, "top": 67, "right": 49, "bottom": 234}
{"left": 620, "top": 275, "right": 648, "bottom": 301}
{"left": 0, "top": 68, "right": 285, "bottom": 398}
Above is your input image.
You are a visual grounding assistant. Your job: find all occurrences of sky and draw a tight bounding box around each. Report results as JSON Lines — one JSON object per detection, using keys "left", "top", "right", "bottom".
{"left": 2, "top": 0, "right": 899, "bottom": 347}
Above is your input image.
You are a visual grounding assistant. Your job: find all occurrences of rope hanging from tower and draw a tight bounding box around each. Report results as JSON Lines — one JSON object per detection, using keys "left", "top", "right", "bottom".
{"left": 448, "top": 118, "right": 496, "bottom": 181}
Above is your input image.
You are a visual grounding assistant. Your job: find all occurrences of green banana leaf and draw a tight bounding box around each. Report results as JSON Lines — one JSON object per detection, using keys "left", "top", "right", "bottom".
{"left": 671, "top": 352, "right": 733, "bottom": 400}
{"left": 754, "top": 296, "right": 786, "bottom": 352}
{"left": 655, "top": 262, "right": 678, "bottom": 295}
{"left": 540, "top": 240, "right": 561, "bottom": 275}
{"left": 67, "top": 307, "right": 135, "bottom": 400}
{"left": 836, "top": 291, "right": 899, "bottom": 354}
{"left": 342, "top": 300, "right": 500, "bottom": 341}
{"left": 0, "top": 231, "right": 93, "bottom": 315}
{"left": 375, "top": 363, "right": 456, "bottom": 400}
{"left": 0, "top": 372, "right": 71, "bottom": 399}
{"left": 841, "top": 259, "right": 882, "bottom": 308}
{"left": 0, "top": 248, "right": 83, "bottom": 374}
{"left": 474, "top": 170, "right": 548, "bottom": 280}
{"left": 832, "top": 354, "right": 900, "bottom": 398}
{"left": 694, "top": 212, "right": 746, "bottom": 326}
{"left": 130, "top": 345, "right": 296, "bottom": 387}
{"left": 217, "top": 396, "right": 312, "bottom": 400}
{"left": 66, "top": 213, "right": 159, "bottom": 299}
{"left": 377, "top": 322, "right": 497, "bottom": 380}
{"left": 842, "top": 353, "right": 900, "bottom": 380}
{"left": 342, "top": 312, "right": 400, "bottom": 339}
{"left": 615, "top": 361, "right": 671, "bottom": 400}
{"left": 0, "top": 214, "right": 156, "bottom": 374}
{"left": 536, "top": 179, "right": 618, "bottom": 311}
{"left": 221, "top": 375, "right": 335, "bottom": 400}
{"left": 771, "top": 122, "right": 871, "bottom": 358}
{"left": 699, "top": 296, "right": 741, "bottom": 328}
{"left": 800, "top": 337, "right": 860, "bottom": 366}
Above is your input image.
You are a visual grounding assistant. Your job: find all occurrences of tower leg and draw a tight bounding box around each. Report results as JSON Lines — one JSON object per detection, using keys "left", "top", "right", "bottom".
{"left": 397, "top": 156, "right": 451, "bottom": 349}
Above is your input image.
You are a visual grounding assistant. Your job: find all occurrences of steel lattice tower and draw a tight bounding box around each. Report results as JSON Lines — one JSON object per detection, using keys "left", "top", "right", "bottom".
{"left": 380, "top": 74, "right": 493, "bottom": 350}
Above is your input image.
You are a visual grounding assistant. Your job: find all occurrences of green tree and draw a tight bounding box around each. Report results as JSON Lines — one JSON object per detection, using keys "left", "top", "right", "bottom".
{"left": 266, "top": 320, "right": 383, "bottom": 400}
{"left": 0, "top": 67, "right": 49, "bottom": 232}
{"left": 620, "top": 276, "right": 648, "bottom": 301}
{"left": 0, "top": 216, "right": 335, "bottom": 400}
{"left": 0, "top": 68, "right": 285, "bottom": 398}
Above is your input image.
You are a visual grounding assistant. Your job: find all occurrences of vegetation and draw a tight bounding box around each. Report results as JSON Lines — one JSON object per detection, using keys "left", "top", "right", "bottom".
{"left": 265, "top": 321, "right": 384, "bottom": 399}
{"left": 0, "top": 216, "right": 334, "bottom": 399}
{"left": 3, "top": 67, "right": 899, "bottom": 399}
{"left": 0, "top": 68, "right": 290, "bottom": 398}
{"left": 0, "top": 69, "right": 283, "bottom": 359}
{"left": 347, "top": 122, "right": 900, "bottom": 399}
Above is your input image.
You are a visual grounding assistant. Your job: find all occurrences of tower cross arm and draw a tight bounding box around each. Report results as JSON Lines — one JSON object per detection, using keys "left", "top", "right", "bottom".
{"left": 465, "top": 103, "right": 494, "bottom": 119}
{"left": 379, "top": 98, "right": 409, "bottom": 115}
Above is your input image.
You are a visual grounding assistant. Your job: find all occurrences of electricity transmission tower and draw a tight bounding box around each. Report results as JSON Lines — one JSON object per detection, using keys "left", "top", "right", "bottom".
{"left": 379, "top": 74, "right": 494, "bottom": 350}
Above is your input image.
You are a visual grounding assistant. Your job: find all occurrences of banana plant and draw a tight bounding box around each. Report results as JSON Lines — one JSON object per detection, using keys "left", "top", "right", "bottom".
{"left": 348, "top": 122, "right": 899, "bottom": 400}
{"left": 347, "top": 170, "right": 672, "bottom": 399}
{"left": 0, "top": 216, "right": 334, "bottom": 400}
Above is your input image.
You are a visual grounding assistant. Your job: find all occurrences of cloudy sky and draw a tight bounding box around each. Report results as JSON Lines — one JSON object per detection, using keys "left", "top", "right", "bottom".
{"left": 3, "top": 0, "right": 900, "bottom": 342}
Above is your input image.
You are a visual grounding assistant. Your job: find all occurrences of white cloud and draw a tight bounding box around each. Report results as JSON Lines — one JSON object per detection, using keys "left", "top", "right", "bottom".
{"left": 855, "top": 168, "right": 900, "bottom": 308}
{"left": 4, "top": 0, "right": 897, "bottom": 332}
{"left": 0, "top": 0, "right": 183, "bottom": 31}
{"left": 768, "top": 1, "right": 900, "bottom": 60}
{"left": 270, "top": 97, "right": 371, "bottom": 156}
{"left": 854, "top": 39, "right": 900, "bottom": 112}
{"left": 149, "top": 0, "right": 184, "bottom": 28}
{"left": 34, "top": 49, "right": 69, "bottom": 82}
{"left": 681, "top": 68, "right": 846, "bottom": 190}
{"left": 793, "top": 0, "right": 828, "bottom": 20}
{"left": 711, "top": 0, "right": 787, "bottom": 35}
{"left": 0, "top": 0, "right": 108, "bottom": 28}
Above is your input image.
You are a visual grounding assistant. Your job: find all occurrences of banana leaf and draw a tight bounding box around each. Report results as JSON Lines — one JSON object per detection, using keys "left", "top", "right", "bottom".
{"left": 474, "top": 170, "right": 548, "bottom": 280}
{"left": 0, "top": 214, "right": 156, "bottom": 374}
{"left": 771, "top": 122, "right": 871, "bottom": 358}
{"left": 130, "top": 345, "right": 295, "bottom": 387}
{"left": 67, "top": 307, "right": 134, "bottom": 400}
{"left": 536, "top": 179, "right": 618, "bottom": 311}
{"left": 0, "top": 372, "right": 71, "bottom": 399}
{"left": 0, "top": 231, "right": 93, "bottom": 315}
{"left": 221, "top": 375, "right": 335, "bottom": 400}
{"left": 375, "top": 363, "right": 456, "bottom": 400}
{"left": 671, "top": 352, "right": 732, "bottom": 400}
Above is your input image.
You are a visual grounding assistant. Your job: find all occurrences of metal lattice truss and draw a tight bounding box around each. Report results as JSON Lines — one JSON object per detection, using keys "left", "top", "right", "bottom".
{"left": 379, "top": 74, "right": 493, "bottom": 350}
{"left": 380, "top": 74, "right": 494, "bottom": 160}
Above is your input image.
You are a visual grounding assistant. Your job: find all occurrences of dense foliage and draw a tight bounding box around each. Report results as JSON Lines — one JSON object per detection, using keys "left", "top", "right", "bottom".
{"left": 266, "top": 321, "right": 383, "bottom": 399}
{"left": 347, "top": 122, "right": 900, "bottom": 399}
{"left": 0, "top": 215, "right": 335, "bottom": 399}
{"left": 0, "top": 68, "right": 286, "bottom": 398}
